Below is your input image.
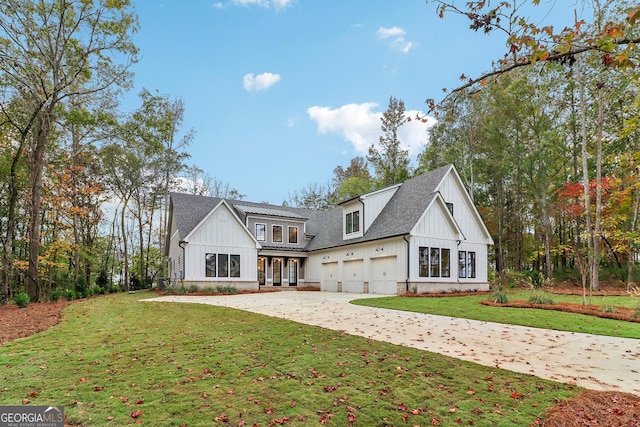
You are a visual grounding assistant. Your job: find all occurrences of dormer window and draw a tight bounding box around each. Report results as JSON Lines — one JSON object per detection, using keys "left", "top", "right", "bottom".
{"left": 346, "top": 211, "right": 360, "bottom": 234}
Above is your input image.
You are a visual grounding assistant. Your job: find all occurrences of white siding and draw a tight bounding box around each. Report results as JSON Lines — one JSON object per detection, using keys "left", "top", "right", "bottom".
{"left": 412, "top": 200, "right": 460, "bottom": 240}
{"left": 183, "top": 203, "right": 258, "bottom": 283}
{"left": 436, "top": 173, "right": 492, "bottom": 244}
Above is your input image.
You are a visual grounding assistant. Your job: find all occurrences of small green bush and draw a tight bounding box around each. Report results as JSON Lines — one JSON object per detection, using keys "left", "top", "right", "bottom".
{"left": 492, "top": 289, "right": 509, "bottom": 304}
{"left": 95, "top": 270, "right": 109, "bottom": 290}
{"left": 164, "top": 285, "right": 188, "bottom": 295}
{"left": 75, "top": 276, "right": 88, "bottom": 299}
{"left": 13, "top": 292, "right": 30, "bottom": 308}
{"left": 528, "top": 290, "right": 555, "bottom": 305}
{"left": 62, "top": 289, "right": 76, "bottom": 301}
{"left": 601, "top": 305, "right": 617, "bottom": 313}
{"left": 49, "top": 289, "right": 62, "bottom": 302}
{"left": 108, "top": 284, "right": 121, "bottom": 294}
{"left": 90, "top": 284, "right": 104, "bottom": 295}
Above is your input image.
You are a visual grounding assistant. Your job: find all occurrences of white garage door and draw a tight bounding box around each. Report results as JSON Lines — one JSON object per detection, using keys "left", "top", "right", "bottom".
{"left": 321, "top": 262, "right": 339, "bottom": 292}
{"left": 370, "top": 256, "right": 398, "bottom": 294}
{"left": 342, "top": 259, "right": 364, "bottom": 293}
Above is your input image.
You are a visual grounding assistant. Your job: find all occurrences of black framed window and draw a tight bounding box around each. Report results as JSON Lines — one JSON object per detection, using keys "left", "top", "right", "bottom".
{"left": 206, "top": 253, "right": 241, "bottom": 278}
{"left": 205, "top": 253, "right": 216, "bottom": 277}
{"left": 346, "top": 211, "right": 360, "bottom": 234}
{"left": 273, "top": 225, "right": 283, "bottom": 243}
{"left": 218, "top": 254, "right": 229, "bottom": 277}
{"left": 256, "top": 223, "right": 266, "bottom": 241}
{"left": 430, "top": 248, "right": 440, "bottom": 277}
{"left": 419, "top": 247, "right": 428, "bottom": 277}
{"left": 352, "top": 211, "right": 360, "bottom": 232}
{"left": 458, "top": 251, "right": 467, "bottom": 278}
{"left": 230, "top": 255, "right": 240, "bottom": 277}
{"left": 288, "top": 226, "right": 298, "bottom": 244}
{"left": 468, "top": 252, "right": 476, "bottom": 278}
{"left": 441, "top": 248, "right": 451, "bottom": 277}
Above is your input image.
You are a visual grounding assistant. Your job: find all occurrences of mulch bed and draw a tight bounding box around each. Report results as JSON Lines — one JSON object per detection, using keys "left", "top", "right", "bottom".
{"left": 480, "top": 300, "right": 640, "bottom": 323}
{"left": 0, "top": 299, "right": 70, "bottom": 346}
{"left": 1, "top": 287, "right": 639, "bottom": 426}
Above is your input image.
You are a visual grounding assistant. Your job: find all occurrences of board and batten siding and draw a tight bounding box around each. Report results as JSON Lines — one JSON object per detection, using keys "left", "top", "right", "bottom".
{"left": 183, "top": 203, "right": 259, "bottom": 283}
{"left": 436, "top": 172, "right": 491, "bottom": 244}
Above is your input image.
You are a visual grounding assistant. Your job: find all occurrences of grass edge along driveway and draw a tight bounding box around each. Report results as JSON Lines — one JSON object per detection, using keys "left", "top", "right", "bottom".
{"left": 0, "top": 291, "right": 579, "bottom": 426}
{"left": 352, "top": 291, "right": 640, "bottom": 339}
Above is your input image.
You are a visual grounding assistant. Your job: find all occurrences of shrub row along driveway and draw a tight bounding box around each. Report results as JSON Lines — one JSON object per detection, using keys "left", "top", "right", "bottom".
{"left": 146, "top": 291, "right": 640, "bottom": 394}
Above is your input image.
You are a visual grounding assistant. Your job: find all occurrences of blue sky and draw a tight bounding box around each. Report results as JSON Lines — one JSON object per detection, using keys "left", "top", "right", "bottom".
{"left": 125, "top": 0, "right": 575, "bottom": 204}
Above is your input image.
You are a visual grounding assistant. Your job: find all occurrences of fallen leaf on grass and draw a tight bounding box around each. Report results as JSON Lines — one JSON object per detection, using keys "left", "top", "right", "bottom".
{"left": 130, "top": 409, "right": 143, "bottom": 419}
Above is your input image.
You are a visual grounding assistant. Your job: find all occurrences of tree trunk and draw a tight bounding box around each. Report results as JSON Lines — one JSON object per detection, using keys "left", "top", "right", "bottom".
{"left": 26, "top": 109, "right": 54, "bottom": 302}
{"left": 628, "top": 172, "right": 640, "bottom": 291}
{"left": 577, "top": 60, "right": 593, "bottom": 305}
{"left": 591, "top": 82, "right": 605, "bottom": 292}
{"left": 121, "top": 196, "right": 130, "bottom": 292}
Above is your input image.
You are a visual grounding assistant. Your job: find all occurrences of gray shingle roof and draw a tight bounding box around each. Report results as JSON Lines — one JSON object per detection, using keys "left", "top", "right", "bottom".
{"left": 169, "top": 164, "right": 453, "bottom": 251}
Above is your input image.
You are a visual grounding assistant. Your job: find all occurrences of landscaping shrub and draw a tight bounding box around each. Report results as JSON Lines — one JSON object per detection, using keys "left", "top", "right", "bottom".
{"left": 529, "top": 290, "right": 555, "bottom": 305}
{"left": 129, "top": 274, "right": 145, "bottom": 291}
{"left": 108, "top": 284, "right": 121, "bottom": 294}
{"left": 90, "top": 284, "right": 104, "bottom": 295}
{"left": 601, "top": 305, "right": 617, "bottom": 313}
{"left": 13, "top": 292, "right": 30, "bottom": 308}
{"left": 75, "top": 276, "right": 88, "bottom": 299}
{"left": 49, "top": 289, "right": 62, "bottom": 302}
{"left": 95, "top": 270, "right": 109, "bottom": 291}
{"left": 62, "top": 289, "right": 76, "bottom": 301}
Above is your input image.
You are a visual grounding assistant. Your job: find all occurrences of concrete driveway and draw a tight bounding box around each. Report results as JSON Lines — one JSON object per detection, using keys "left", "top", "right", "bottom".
{"left": 145, "top": 291, "right": 640, "bottom": 395}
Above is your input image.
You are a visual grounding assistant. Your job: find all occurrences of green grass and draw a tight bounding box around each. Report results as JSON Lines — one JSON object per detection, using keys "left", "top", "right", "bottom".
{"left": 353, "top": 290, "right": 640, "bottom": 339}
{"left": 0, "top": 291, "right": 580, "bottom": 426}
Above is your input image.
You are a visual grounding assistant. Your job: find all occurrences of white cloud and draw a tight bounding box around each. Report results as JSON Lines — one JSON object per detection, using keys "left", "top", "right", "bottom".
{"left": 307, "top": 102, "right": 435, "bottom": 156}
{"left": 376, "top": 26, "right": 414, "bottom": 53}
{"left": 376, "top": 26, "right": 405, "bottom": 39}
{"left": 212, "top": 2, "right": 224, "bottom": 8}
{"left": 232, "top": 0, "right": 294, "bottom": 10}
{"left": 243, "top": 72, "right": 281, "bottom": 91}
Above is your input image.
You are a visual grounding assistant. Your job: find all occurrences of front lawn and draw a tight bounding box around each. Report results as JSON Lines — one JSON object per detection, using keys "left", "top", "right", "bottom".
{"left": 352, "top": 290, "right": 640, "bottom": 339}
{"left": 0, "top": 291, "right": 580, "bottom": 426}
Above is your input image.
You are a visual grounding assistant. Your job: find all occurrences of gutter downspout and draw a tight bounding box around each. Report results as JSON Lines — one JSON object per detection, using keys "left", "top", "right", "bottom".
{"left": 359, "top": 197, "right": 365, "bottom": 232}
{"left": 456, "top": 239, "right": 461, "bottom": 284}
{"left": 403, "top": 235, "right": 410, "bottom": 292}
{"left": 178, "top": 240, "right": 188, "bottom": 285}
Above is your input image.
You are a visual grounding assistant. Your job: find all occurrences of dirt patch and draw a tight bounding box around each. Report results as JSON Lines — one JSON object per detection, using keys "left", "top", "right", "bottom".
{"left": 1, "top": 294, "right": 639, "bottom": 426}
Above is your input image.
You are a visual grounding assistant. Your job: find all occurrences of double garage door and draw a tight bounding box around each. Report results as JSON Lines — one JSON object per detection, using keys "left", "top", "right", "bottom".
{"left": 321, "top": 256, "right": 398, "bottom": 294}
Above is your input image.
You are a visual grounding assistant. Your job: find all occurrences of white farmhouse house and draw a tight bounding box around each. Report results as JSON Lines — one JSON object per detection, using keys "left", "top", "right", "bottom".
{"left": 165, "top": 164, "right": 494, "bottom": 294}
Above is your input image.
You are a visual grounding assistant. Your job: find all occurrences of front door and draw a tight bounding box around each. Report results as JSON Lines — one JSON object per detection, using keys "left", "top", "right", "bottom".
{"left": 258, "top": 257, "right": 266, "bottom": 286}
{"left": 288, "top": 259, "right": 297, "bottom": 286}
{"left": 273, "top": 258, "right": 282, "bottom": 286}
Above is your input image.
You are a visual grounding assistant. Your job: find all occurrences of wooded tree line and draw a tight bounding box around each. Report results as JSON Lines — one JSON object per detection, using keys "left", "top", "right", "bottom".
{"left": 420, "top": 0, "right": 640, "bottom": 292}
{"left": 0, "top": 0, "right": 238, "bottom": 303}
